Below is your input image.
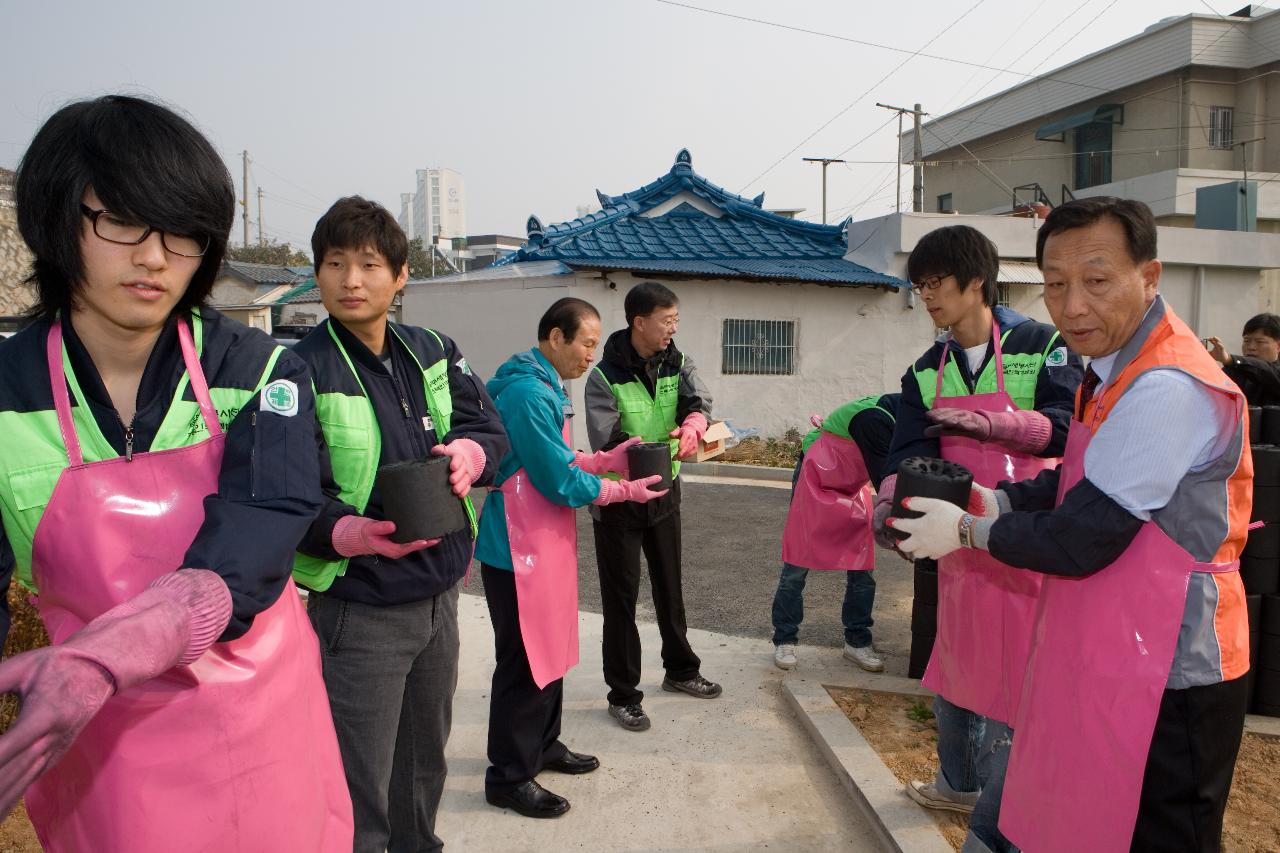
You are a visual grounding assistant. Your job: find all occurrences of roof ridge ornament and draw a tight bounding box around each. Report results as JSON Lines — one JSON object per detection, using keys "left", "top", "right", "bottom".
{"left": 596, "top": 189, "right": 612, "bottom": 207}
{"left": 672, "top": 148, "right": 693, "bottom": 173}
{"left": 526, "top": 215, "right": 544, "bottom": 246}
{"left": 751, "top": 192, "right": 765, "bottom": 207}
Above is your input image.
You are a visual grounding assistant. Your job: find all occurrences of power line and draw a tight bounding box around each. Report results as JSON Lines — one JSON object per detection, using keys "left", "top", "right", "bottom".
{"left": 733, "top": 0, "right": 987, "bottom": 191}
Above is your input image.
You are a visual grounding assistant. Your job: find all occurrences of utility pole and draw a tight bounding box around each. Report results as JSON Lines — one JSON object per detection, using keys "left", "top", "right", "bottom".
{"left": 876, "top": 103, "right": 927, "bottom": 212}
{"left": 257, "top": 187, "right": 264, "bottom": 246}
{"left": 1234, "top": 136, "right": 1264, "bottom": 231}
{"left": 802, "top": 157, "right": 847, "bottom": 224}
{"left": 913, "top": 103, "right": 925, "bottom": 213}
{"left": 241, "top": 150, "right": 250, "bottom": 248}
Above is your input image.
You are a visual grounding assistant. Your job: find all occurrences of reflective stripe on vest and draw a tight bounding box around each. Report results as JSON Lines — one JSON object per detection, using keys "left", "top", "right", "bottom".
{"left": 801, "top": 394, "right": 894, "bottom": 453}
{"left": 596, "top": 356, "right": 683, "bottom": 480}
{"left": 913, "top": 328, "right": 1057, "bottom": 411}
{"left": 0, "top": 312, "right": 283, "bottom": 591}
{"left": 292, "top": 322, "right": 477, "bottom": 593}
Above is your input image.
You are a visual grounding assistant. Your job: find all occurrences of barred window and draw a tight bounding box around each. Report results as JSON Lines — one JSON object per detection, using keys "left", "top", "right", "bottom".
{"left": 1210, "top": 106, "right": 1233, "bottom": 150}
{"left": 721, "top": 318, "right": 796, "bottom": 375}
{"left": 997, "top": 282, "right": 1012, "bottom": 308}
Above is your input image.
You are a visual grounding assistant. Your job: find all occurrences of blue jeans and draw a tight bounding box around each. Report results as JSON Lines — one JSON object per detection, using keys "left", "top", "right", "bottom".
{"left": 934, "top": 695, "right": 1018, "bottom": 853}
{"left": 771, "top": 562, "right": 876, "bottom": 647}
{"left": 771, "top": 455, "right": 876, "bottom": 647}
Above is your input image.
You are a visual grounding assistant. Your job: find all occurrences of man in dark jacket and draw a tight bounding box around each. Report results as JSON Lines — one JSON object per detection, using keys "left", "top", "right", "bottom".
{"left": 293, "top": 197, "right": 508, "bottom": 853}
{"left": 1207, "top": 312, "right": 1280, "bottom": 406}
{"left": 584, "top": 281, "right": 719, "bottom": 732}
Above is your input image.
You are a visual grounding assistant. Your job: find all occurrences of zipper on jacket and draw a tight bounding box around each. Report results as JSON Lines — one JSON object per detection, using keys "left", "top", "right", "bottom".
{"left": 118, "top": 415, "right": 136, "bottom": 462}
{"left": 250, "top": 411, "right": 258, "bottom": 498}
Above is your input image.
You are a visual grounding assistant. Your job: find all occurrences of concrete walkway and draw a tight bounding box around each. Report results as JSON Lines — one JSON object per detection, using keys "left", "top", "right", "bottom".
{"left": 436, "top": 594, "right": 882, "bottom": 852}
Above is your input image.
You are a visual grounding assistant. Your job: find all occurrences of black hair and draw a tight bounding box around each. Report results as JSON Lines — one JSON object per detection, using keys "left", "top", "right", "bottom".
{"left": 537, "top": 297, "right": 600, "bottom": 342}
{"left": 311, "top": 196, "right": 408, "bottom": 275}
{"left": 624, "top": 281, "right": 679, "bottom": 326}
{"left": 15, "top": 95, "right": 235, "bottom": 321}
{"left": 1036, "top": 197, "right": 1157, "bottom": 268}
{"left": 906, "top": 225, "right": 999, "bottom": 306}
{"left": 1243, "top": 312, "right": 1280, "bottom": 340}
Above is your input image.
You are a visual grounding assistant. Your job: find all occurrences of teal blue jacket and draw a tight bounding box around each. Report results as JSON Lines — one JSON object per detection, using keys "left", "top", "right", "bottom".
{"left": 474, "top": 348, "right": 602, "bottom": 571}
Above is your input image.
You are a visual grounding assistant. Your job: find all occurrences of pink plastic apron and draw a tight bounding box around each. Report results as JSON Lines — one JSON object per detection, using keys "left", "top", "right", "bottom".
{"left": 781, "top": 431, "right": 875, "bottom": 571}
{"left": 998, "top": 413, "right": 1237, "bottom": 853}
{"left": 501, "top": 417, "right": 580, "bottom": 690}
{"left": 920, "top": 322, "right": 1054, "bottom": 725}
{"left": 25, "top": 319, "right": 352, "bottom": 853}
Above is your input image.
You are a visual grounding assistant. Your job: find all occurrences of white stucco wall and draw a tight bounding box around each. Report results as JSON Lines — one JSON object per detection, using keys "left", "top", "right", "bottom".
{"left": 403, "top": 269, "right": 933, "bottom": 446}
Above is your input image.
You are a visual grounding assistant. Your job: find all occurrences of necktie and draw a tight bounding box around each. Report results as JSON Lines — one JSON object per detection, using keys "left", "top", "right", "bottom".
{"left": 1077, "top": 366, "right": 1101, "bottom": 420}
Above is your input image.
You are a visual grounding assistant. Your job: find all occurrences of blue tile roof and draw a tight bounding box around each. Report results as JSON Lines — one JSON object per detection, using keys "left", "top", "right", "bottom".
{"left": 497, "top": 149, "right": 904, "bottom": 289}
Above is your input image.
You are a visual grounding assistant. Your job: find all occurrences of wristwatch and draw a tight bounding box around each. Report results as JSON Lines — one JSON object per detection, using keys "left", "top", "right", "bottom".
{"left": 957, "top": 513, "right": 977, "bottom": 549}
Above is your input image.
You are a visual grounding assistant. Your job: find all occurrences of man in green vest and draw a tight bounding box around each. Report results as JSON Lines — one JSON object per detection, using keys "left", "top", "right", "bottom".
{"left": 292, "top": 197, "right": 508, "bottom": 853}
{"left": 585, "top": 281, "right": 719, "bottom": 732}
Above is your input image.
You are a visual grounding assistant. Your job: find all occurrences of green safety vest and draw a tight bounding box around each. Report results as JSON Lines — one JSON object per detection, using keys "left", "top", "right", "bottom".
{"left": 801, "top": 395, "right": 894, "bottom": 453}
{"left": 0, "top": 312, "right": 283, "bottom": 591}
{"left": 912, "top": 328, "right": 1058, "bottom": 411}
{"left": 595, "top": 356, "right": 684, "bottom": 480}
{"left": 292, "top": 322, "right": 477, "bottom": 592}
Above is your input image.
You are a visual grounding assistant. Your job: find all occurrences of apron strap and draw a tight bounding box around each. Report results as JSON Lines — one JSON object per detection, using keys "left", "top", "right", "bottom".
{"left": 177, "top": 317, "right": 222, "bottom": 438}
{"left": 46, "top": 320, "right": 84, "bottom": 467}
{"left": 935, "top": 315, "right": 1005, "bottom": 399}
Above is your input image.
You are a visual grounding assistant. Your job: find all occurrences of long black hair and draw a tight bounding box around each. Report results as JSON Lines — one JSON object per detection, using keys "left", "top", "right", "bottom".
{"left": 15, "top": 94, "right": 235, "bottom": 320}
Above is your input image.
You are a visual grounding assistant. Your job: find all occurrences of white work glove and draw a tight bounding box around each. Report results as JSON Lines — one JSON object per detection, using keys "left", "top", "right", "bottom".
{"left": 888, "top": 497, "right": 967, "bottom": 560}
{"left": 969, "top": 483, "right": 1001, "bottom": 519}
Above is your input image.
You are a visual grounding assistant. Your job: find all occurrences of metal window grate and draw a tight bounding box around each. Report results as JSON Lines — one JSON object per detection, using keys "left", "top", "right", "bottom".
{"left": 1210, "top": 107, "right": 1234, "bottom": 150}
{"left": 721, "top": 318, "right": 796, "bottom": 375}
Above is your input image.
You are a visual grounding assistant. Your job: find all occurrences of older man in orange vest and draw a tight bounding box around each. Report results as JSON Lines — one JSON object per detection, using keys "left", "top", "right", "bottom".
{"left": 892, "top": 197, "right": 1251, "bottom": 853}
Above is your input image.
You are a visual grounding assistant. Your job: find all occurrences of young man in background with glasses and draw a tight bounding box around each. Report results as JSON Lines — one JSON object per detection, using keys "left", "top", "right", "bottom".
{"left": 874, "top": 224, "right": 1081, "bottom": 853}
{"left": 584, "top": 281, "right": 720, "bottom": 732}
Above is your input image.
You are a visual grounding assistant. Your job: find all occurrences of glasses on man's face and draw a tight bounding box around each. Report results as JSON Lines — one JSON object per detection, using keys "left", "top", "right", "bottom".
{"left": 651, "top": 314, "right": 679, "bottom": 331}
{"left": 80, "top": 204, "right": 210, "bottom": 258}
{"left": 911, "top": 274, "right": 949, "bottom": 295}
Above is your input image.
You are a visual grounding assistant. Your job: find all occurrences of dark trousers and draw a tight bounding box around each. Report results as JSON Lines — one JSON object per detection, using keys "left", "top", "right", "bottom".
{"left": 1131, "top": 675, "right": 1249, "bottom": 853}
{"left": 592, "top": 510, "right": 700, "bottom": 706}
{"left": 481, "top": 563, "right": 569, "bottom": 792}
{"left": 308, "top": 586, "right": 460, "bottom": 853}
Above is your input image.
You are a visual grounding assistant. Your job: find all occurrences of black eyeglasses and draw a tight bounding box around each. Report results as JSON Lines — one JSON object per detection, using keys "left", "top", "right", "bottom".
{"left": 911, "top": 274, "right": 950, "bottom": 295}
{"left": 80, "top": 204, "right": 210, "bottom": 258}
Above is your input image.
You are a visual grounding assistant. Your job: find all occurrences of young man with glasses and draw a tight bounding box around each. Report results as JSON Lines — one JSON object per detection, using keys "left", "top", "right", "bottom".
{"left": 584, "top": 281, "right": 720, "bottom": 731}
{"left": 874, "top": 224, "right": 1081, "bottom": 853}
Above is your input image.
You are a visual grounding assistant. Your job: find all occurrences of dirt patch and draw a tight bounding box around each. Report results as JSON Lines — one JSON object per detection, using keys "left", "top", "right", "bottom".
{"left": 720, "top": 430, "right": 803, "bottom": 469}
{"left": 1, "top": 586, "right": 49, "bottom": 734}
{"left": 828, "top": 686, "right": 1280, "bottom": 853}
{"left": 0, "top": 804, "right": 39, "bottom": 853}
{"left": 827, "top": 688, "right": 968, "bottom": 851}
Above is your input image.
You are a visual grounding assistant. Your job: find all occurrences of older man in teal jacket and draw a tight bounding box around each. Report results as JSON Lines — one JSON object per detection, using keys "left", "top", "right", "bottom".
{"left": 475, "top": 297, "right": 666, "bottom": 820}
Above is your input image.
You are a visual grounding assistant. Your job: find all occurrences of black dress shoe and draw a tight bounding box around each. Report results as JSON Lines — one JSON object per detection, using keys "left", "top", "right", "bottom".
{"left": 485, "top": 780, "right": 570, "bottom": 819}
{"left": 544, "top": 749, "right": 600, "bottom": 775}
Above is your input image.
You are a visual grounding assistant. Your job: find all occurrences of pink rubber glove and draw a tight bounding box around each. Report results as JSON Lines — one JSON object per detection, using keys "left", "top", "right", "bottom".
{"left": 431, "top": 437, "right": 486, "bottom": 498}
{"left": 924, "top": 408, "right": 1051, "bottom": 454}
{"left": 669, "top": 412, "right": 709, "bottom": 460}
{"left": 809, "top": 414, "right": 824, "bottom": 428}
{"left": 573, "top": 436, "right": 643, "bottom": 477}
{"left": 333, "top": 515, "right": 438, "bottom": 559}
{"left": 592, "top": 474, "right": 669, "bottom": 505}
{"left": 0, "top": 568, "right": 232, "bottom": 815}
{"left": 872, "top": 473, "right": 900, "bottom": 551}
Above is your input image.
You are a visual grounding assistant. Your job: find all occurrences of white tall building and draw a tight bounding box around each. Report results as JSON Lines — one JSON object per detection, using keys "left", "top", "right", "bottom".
{"left": 408, "top": 168, "right": 466, "bottom": 244}
{"left": 397, "top": 193, "right": 415, "bottom": 239}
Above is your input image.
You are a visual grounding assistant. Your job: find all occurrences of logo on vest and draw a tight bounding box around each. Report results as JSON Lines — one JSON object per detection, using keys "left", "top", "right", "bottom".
{"left": 261, "top": 380, "right": 299, "bottom": 417}
{"left": 1045, "top": 346, "right": 1068, "bottom": 368}
{"left": 456, "top": 357, "right": 472, "bottom": 376}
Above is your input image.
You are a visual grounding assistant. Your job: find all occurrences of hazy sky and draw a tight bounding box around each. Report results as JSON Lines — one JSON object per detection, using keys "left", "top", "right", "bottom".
{"left": 2, "top": 0, "right": 1221, "bottom": 250}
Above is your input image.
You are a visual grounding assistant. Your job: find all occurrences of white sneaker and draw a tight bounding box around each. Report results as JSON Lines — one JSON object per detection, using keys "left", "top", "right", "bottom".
{"left": 905, "top": 779, "right": 977, "bottom": 814}
{"left": 843, "top": 643, "right": 884, "bottom": 672}
{"left": 773, "top": 644, "right": 798, "bottom": 670}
